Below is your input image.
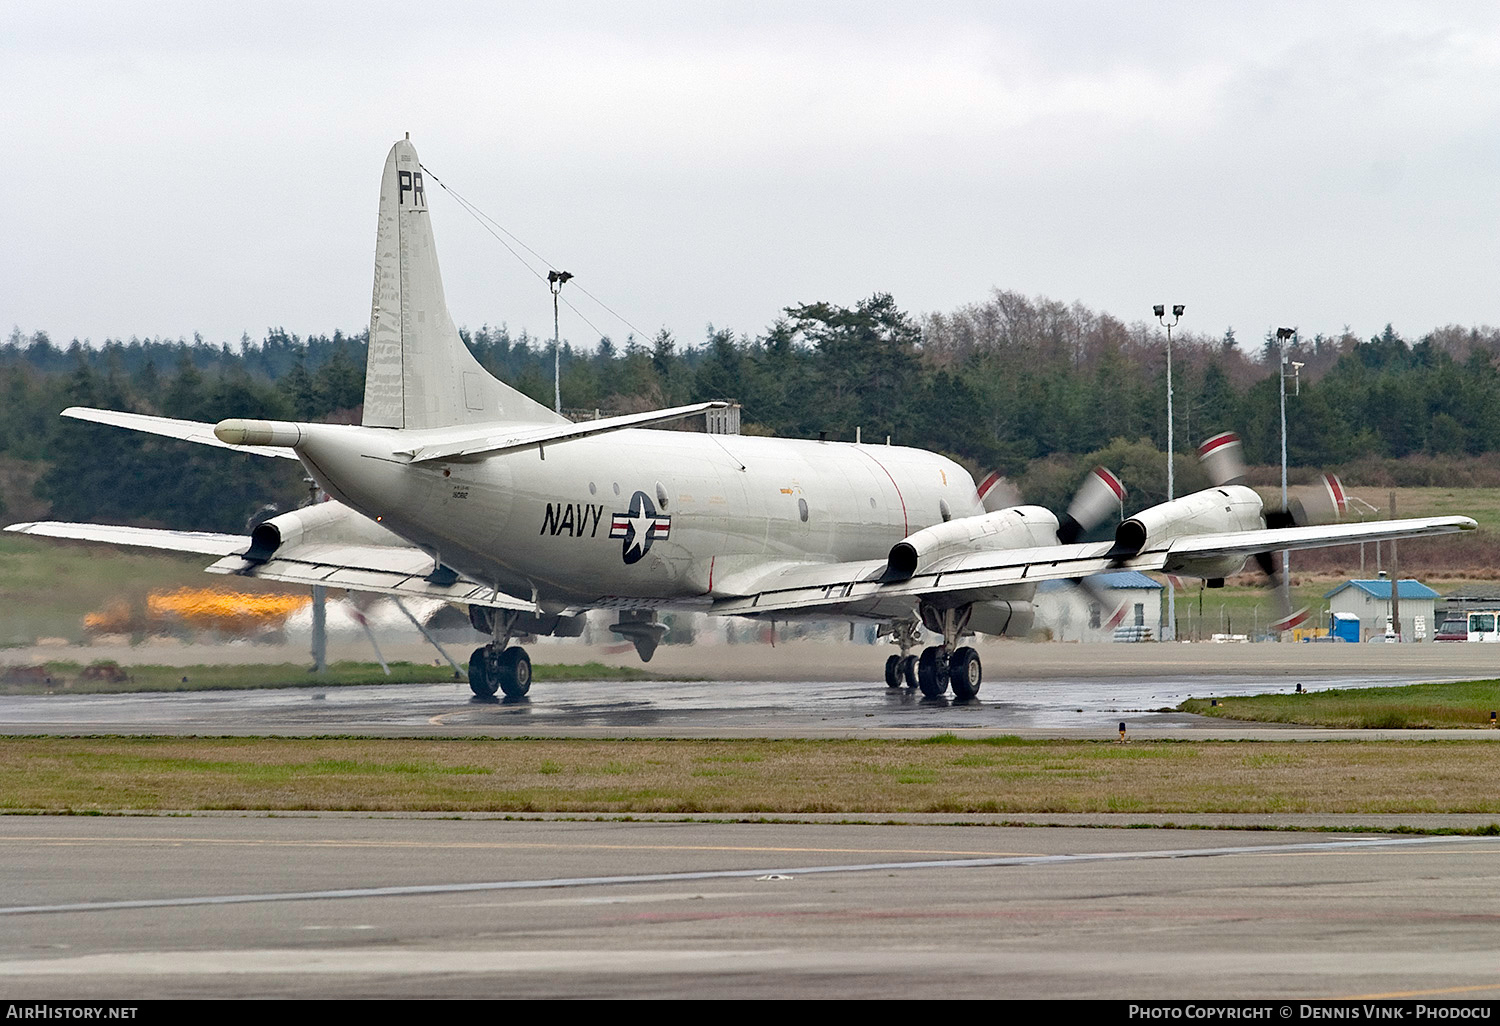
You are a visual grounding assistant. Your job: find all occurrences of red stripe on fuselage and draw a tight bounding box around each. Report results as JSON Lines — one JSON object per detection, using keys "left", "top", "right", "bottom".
{"left": 856, "top": 448, "right": 910, "bottom": 537}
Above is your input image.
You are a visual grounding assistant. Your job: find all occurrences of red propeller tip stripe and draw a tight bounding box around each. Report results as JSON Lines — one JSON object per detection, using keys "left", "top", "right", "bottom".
{"left": 1198, "top": 432, "right": 1239, "bottom": 456}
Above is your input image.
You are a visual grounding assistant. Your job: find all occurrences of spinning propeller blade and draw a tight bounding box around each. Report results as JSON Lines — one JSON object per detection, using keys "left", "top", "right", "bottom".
{"left": 1199, "top": 431, "right": 1344, "bottom": 634}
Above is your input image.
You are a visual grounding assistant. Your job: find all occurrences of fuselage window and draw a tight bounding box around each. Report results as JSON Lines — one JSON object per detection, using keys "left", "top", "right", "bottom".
{"left": 798, "top": 498, "right": 809, "bottom": 522}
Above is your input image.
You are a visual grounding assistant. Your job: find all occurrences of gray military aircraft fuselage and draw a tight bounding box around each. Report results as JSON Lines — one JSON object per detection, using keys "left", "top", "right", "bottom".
{"left": 336, "top": 429, "right": 978, "bottom": 606}
{"left": 295, "top": 425, "right": 979, "bottom": 608}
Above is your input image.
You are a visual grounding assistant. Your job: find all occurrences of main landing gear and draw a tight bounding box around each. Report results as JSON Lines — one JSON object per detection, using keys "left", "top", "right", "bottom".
{"left": 882, "top": 609, "right": 983, "bottom": 699}
{"left": 468, "top": 644, "right": 531, "bottom": 699}
{"left": 467, "top": 607, "right": 531, "bottom": 699}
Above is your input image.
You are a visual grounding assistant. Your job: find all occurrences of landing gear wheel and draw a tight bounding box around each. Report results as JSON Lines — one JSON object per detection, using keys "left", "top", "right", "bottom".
{"left": 497, "top": 647, "right": 532, "bottom": 698}
{"left": 468, "top": 646, "right": 499, "bottom": 698}
{"left": 917, "top": 646, "right": 948, "bottom": 698}
{"left": 900, "top": 654, "right": 919, "bottom": 689}
{"left": 948, "top": 646, "right": 982, "bottom": 699}
{"left": 885, "top": 654, "right": 903, "bottom": 689}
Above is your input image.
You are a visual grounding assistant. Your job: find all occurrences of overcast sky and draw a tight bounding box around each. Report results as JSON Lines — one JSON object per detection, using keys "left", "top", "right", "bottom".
{"left": 6, "top": 2, "right": 1500, "bottom": 353}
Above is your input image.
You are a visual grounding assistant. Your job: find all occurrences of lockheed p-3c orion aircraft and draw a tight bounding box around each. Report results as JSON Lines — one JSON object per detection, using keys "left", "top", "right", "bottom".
{"left": 8, "top": 139, "right": 1476, "bottom": 700}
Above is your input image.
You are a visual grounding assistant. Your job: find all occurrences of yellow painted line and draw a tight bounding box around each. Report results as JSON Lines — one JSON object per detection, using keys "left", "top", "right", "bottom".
{"left": 1341, "top": 982, "right": 1500, "bottom": 999}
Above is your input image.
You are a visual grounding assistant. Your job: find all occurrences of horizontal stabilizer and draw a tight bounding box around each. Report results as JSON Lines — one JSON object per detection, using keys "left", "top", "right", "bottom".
{"left": 396, "top": 401, "right": 729, "bottom": 463}
{"left": 62, "top": 408, "right": 300, "bottom": 459}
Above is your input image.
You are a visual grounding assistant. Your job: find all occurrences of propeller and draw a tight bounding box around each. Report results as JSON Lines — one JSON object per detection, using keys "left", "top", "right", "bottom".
{"left": 1057, "top": 466, "right": 1126, "bottom": 545}
{"left": 976, "top": 470, "right": 1024, "bottom": 513}
{"left": 1197, "top": 431, "right": 1348, "bottom": 634}
{"left": 978, "top": 465, "right": 1130, "bottom": 631}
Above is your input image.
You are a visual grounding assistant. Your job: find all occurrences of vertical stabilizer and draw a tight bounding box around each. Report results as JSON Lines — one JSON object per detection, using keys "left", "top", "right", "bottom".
{"left": 363, "top": 138, "right": 566, "bottom": 430}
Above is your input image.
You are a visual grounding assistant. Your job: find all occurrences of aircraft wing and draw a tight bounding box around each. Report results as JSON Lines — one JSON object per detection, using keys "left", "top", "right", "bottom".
{"left": 204, "top": 546, "right": 532, "bottom": 607}
{"left": 711, "top": 515, "right": 1476, "bottom": 619}
{"left": 5, "top": 520, "right": 249, "bottom": 556}
{"left": 395, "top": 401, "right": 728, "bottom": 463}
{"left": 62, "top": 407, "right": 300, "bottom": 459}
{"left": 4, "top": 521, "right": 534, "bottom": 610}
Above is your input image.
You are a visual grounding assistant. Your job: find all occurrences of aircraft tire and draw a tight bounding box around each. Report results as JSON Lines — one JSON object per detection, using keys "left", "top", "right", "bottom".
{"left": 917, "top": 647, "right": 947, "bottom": 698}
{"left": 948, "top": 647, "right": 981, "bottom": 699}
{"left": 884, "top": 654, "right": 903, "bottom": 688}
{"left": 468, "top": 647, "right": 499, "bottom": 698}
{"left": 498, "top": 647, "right": 532, "bottom": 698}
{"left": 900, "top": 654, "right": 919, "bottom": 688}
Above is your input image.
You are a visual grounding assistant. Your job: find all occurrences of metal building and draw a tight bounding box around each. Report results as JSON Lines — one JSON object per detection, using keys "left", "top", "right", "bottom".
{"left": 1323, "top": 577, "right": 1439, "bottom": 642}
{"left": 1037, "top": 571, "right": 1164, "bottom": 642}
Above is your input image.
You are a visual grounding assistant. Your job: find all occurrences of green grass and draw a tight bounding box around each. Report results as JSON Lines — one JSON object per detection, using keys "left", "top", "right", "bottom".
{"left": 1180, "top": 679, "right": 1500, "bottom": 728}
{"left": 4, "top": 735, "right": 1500, "bottom": 815}
{"left": 0, "top": 659, "right": 662, "bottom": 694}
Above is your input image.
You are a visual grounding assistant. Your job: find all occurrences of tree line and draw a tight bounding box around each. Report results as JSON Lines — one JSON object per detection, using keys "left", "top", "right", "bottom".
{"left": 5, "top": 291, "right": 1500, "bottom": 532}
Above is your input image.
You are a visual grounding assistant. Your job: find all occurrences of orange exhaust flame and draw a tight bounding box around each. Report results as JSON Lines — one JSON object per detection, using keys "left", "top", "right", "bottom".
{"left": 85, "top": 588, "right": 311, "bottom": 637}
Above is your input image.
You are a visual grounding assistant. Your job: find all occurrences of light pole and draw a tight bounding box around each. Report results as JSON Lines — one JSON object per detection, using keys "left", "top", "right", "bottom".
{"left": 548, "top": 269, "right": 574, "bottom": 413}
{"left": 1275, "top": 326, "right": 1297, "bottom": 630}
{"left": 1155, "top": 303, "right": 1184, "bottom": 641}
{"left": 1276, "top": 326, "right": 1295, "bottom": 580}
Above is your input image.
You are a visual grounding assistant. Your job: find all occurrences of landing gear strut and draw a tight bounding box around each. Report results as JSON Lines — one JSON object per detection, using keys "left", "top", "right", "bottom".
{"left": 467, "top": 607, "right": 532, "bottom": 699}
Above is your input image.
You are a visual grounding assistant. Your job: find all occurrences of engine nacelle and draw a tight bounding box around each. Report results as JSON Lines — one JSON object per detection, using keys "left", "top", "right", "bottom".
{"left": 1110, "top": 485, "right": 1264, "bottom": 578}
{"left": 967, "top": 599, "right": 1035, "bottom": 639}
{"left": 887, "top": 506, "right": 1062, "bottom": 580}
{"left": 245, "top": 501, "right": 406, "bottom": 563}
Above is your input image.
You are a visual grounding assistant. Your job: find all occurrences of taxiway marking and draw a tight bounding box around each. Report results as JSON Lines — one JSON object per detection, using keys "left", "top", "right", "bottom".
{"left": 0, "top": 834, "right": 1482, "bottom": 917}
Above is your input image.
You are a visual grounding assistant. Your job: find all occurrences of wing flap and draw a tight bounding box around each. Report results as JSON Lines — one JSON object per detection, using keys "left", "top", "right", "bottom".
{"left": 206, "top": 547, "right": 532, "bottom": 607}
{"left": 710, "top": 547, "right": 1138, "bottom": 618}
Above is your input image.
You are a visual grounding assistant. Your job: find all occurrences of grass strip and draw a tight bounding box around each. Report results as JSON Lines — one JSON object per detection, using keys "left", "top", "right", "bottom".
{"left": 1179, "top": 679, "right": 1500, "bottom": 728}
{"left": 0, "top": 660, "right": 665, "bottom": 694}
{"left": 5, "top": 734, "right": 1500, "bottom": 815}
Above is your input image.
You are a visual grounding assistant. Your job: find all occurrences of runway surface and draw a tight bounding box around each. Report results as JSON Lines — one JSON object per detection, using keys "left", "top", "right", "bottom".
{"left": 4, "top": 644, "right": 1500, "bottom": 998}
{"left": 2, "top": 816, "right": 1499, "bottom": 999}
{"left": 4, "top": 640, "right": 1500, "bottom": 738}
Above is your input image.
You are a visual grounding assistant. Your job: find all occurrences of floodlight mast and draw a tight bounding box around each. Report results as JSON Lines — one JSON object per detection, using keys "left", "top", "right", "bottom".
{"left": 1276, "top": 326, "right": 1296, "bottom": 607}
{"left": 1155, "top": 303, "right": 1184, "bottom": 641}
{"left": 548, "top": 270, "right": 574, "bottom": 413}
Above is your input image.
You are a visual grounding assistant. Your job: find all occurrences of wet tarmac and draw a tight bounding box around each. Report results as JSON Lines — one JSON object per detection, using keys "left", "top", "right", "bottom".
{"left": 0, "top": 662, "right": 1488, "bottom": 738}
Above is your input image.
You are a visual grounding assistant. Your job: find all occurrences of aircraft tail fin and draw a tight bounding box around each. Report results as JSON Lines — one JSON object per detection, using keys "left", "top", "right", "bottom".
{"left": 362, "top": 138, "right": 566, "bottom": 431}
